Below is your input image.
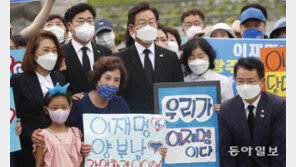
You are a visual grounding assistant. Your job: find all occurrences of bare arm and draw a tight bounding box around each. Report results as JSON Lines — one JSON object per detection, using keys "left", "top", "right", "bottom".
{"left": 35, "top": 145, "right": 44, "bottom": 167}
{"left": 20, "top": 0, "right": 56, "bottom": 39}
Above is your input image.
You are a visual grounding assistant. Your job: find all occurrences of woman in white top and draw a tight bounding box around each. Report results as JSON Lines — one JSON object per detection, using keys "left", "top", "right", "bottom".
{"left": 181, "top": 37, "right": 234, "bottom": 112}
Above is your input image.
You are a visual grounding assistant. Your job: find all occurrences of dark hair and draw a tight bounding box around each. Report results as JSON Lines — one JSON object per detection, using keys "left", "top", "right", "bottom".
{"left": 12, "top": 34, "right": 27, "bottom": 48}
{"left": 45, "top": 14, "right": 68, "bottom": 32}
{"left": 123, "top": 28, "right": 135, "bottom": 47}
{"left": 241, "top": 3, "right": 268, "bottom": 19}
{"left": 64, "top": 3, "right": 96, "bottom": 23}
{"left": 234, "top": 57, "right": 265, "bottom": 79}
{"left": 21, "top": 31, "right": 64, "bottom": 72}
{"left": 181, "top": 37, "right": 216, "bottom": 73}
{"left": 127, "top": 2, "right": 159, "bottom": 25}
{"left": 180, "top": 9, "right": 205, "bottom": 23}
{"left": 270, "top": 27, "right": 286, "bottom": 38}
{"left": 164, "top": 26, "right": 182, "bottom": 47}
{"left": 157, "top": 23, "right": 168, "bottom": 39}
{"left": 41, "top": 91, "right": 73, "bottom": 128}
{"left": 89, "top": 56, "right": 128, "bottom": 91}
{"left": 10, "top": 35, "right": 16, "bottom": 49}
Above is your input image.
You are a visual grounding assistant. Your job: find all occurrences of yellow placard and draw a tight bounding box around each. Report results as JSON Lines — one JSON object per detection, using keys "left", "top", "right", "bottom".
{"left": 265, "top": 71, "right": 286, "bottom": 98}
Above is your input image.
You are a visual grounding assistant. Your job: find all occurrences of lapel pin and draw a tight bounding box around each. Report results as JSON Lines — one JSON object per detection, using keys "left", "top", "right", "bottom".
{"left": 260, "top": 114, "right": 265, "bottom": 118}
{"left": 159, "top": 54, "right": 163, "bottom": 57}
{"left": 97, "top": 50, "right": 100, "bottom": 53}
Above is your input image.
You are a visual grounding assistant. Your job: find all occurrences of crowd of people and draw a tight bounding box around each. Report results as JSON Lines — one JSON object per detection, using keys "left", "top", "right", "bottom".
{"left": 10, "top": 1, "right": 286, "bottom": 167}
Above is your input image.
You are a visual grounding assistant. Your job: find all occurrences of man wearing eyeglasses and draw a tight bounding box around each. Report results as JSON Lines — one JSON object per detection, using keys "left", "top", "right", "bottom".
{"left": 219, "top": 57, "right": 286, "bottom": 167}
{"left": 62, "top": 3, "right": 112, "bottom": 95}
{"left": 181, "top": 9, "right": 206, "bottom": 40}
{"left": 114, "top": 2, "right": 183, "bottom": 114}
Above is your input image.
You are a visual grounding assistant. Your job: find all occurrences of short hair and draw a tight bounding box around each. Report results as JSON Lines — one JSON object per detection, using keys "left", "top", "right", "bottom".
{"left": 164, "top": 26, "right": 182, "bottom": 47}
{"left": 180, "top": 9, "right": 205, "bottom": 23}
{"left": 234, "top": 57, "right": 265, "bottom": 79}
{"left": 241, "top": 3, "right": 268, "bottom": 19}
{"left": 88, "top": 56, "right": 128, "bottom": 91}
{"left": 21, "top": 31, "right": 64, "bottom": 72}
{"left": 10, "top": 35, "right": 16, "bottom": 47}
{"left": 64, "top": 3, "right": 96, "bottom": 23}
{"left": 46, "top": 14, "right": 68, "bottom": 32}
{"left": 157, "top": 23, "right": 168, "bottom": 39}
{"left": 123, "top": 27, "right": 135, "bottom": 47}
{"left": 181, "top": 37, "right": 216, "bottom": 73}
{"left": 127, "top": 2, "right": 159, "bottom": 25}
{"left": 12, "top": 34, "right": 27, "bottom": 48}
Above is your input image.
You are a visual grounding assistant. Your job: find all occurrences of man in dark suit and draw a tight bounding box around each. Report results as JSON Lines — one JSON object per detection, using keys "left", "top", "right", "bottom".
{"left": 63, "top": 3, "right": 112, "bottom": 94}
{"left": 114, "top": 2, "right": 183, "bottom": 114}
{"left": 219, "top": 57, "right": 286, "bottom": 167}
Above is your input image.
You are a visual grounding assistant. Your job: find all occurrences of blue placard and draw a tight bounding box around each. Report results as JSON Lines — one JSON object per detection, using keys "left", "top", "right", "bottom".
{"left": 10, "top": 49, "right": 25, "bottom": 78}
{"left": 154, "top": 81, "right": 221, "bottom": 167}
{"left": 83, "top": 114, "right": 166, "bottom": 167}
{"left": 10, "top": 0, "right": 40, "bottom": 3}
{"left": 205, "top": 38, "right": 286, "bottom": 94}
{"left": 10, "top": 87, "right": 21, "bottom": 153}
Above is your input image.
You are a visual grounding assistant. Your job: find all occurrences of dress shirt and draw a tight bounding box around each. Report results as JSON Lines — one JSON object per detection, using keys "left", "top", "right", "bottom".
{"left": 35, "top": 72, "right": 54, "bottom": 97}
{"left": 184, "top": 70, "right": 234, "bottom": 102}
{"left": 135, "top": 41, "right": 155, "bottom": 70}
{"left": 242, "top": 94, "right": 261, "bottom": 118}
{"left": 71, "top": 39, "right": 94, "bottom": 70}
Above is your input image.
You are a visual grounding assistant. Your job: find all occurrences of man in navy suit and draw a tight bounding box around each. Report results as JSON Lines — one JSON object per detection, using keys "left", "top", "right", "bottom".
{"left": 114, "top": 2, "right": 183, "bottom": 114}
{"left": 219, "top": 57, "right": 286, "bottom": 167}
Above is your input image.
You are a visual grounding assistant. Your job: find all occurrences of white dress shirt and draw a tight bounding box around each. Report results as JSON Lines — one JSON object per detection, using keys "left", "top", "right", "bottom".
{"left": 184, "top": 70, "right": 234, "bottom": 102}
{"left": 35, "top": 72, "right": 54, "bottom": 97}
{"left": 135, "top": 41, "right": 155, "bottom": 70}
{"left": 242, "top": 94, "right": 261, "bottom": 118}
{"left": 71, "top": 39, "right": 94, "bottom": 70}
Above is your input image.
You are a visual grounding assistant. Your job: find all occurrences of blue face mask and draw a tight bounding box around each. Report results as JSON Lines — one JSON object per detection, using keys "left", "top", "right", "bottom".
{"left": 243, "top": 28, "right": 264, "bottom": 39}
{"left": 97, "top": 84, "right": 119, "bottom": 100}
{"left": 279, "top": 36, "right": 286, "bottom": 39}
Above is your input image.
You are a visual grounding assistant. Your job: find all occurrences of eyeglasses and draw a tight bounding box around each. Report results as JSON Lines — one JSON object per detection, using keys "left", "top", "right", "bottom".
{"left": 184, "top": 21, "right": 203, "bottom": 28}
{"left": 134, "top": 20, "right": 158, "bottom": 28}
{"left": 236, "top": 80, "right": 261, "bottom": 85}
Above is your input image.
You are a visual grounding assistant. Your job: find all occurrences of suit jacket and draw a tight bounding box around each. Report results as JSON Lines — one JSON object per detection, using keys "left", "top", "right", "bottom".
{"left": 62, "top": 41, "right": 112, "bottom": 94}
{"left": 219, "top": 91, "right": 286, "bottom": 167}
{"left": 10, "top": 71, "right": 67, "bottom": 166}
{"left": 114, "top": 43, "right": 184, "bottom": 114}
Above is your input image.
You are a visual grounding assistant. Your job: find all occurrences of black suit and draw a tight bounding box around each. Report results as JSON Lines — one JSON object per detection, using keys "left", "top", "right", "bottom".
{"left": 10, "top": 72, "right": 67, "bottom": 167}
{"left": 219, "top": 91, "right": 286, "bottom": 167}
{"left": 62, "top": 41, "right": 112, "bottom": 94}
{"left": 114, "top": 43, "right": 184, "bottom": 114}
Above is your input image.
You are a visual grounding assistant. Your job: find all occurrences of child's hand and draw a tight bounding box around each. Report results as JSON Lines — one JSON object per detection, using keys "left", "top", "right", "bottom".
{"left": 31, "top": 128, "right": 44, "bottom": 146}
{"left": 214, "top": 104, "right": 221, "bottom": 114}
{"left": 72, "top": 92, "right": 85, "bottom": 101}
{"left": 81, "top": 142, "right": 92, "bottom": 157}
{"left": 160, "top": 146, "right": 168, "bottom": 159}
{"left": 16, "top": 118, "right": 22, "bottom": 135}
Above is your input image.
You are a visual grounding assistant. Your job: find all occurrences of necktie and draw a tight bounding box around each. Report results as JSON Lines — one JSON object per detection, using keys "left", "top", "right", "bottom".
{"left": 247, "top": 105, "right": 255, "bottom": 139}
{"left": 143, "top": 49, "right": 153, "bottom": 86}
{"left": 82, "top": 46, "right": 91, "bottom": 72}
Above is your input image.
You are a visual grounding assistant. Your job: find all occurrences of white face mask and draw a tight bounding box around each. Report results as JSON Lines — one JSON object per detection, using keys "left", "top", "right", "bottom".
{"left": 135, "top": 25, "right": 157, "bottom": 44}
{"left": 188, "top": 59, "right": 209, "bottom": 75}
{"left": 73, "top": 23, "right": 95, "bottom": 42}
{"left": 95, "top": 31, "right": 115, "bottom": 48}
{"left": 44, "top": 26, "right": 65, "bottom": 43}
{"left": 236, "top": 83, "right": 262, "bottom": 100}
{"left": 47, "top": 108, "right": 70, "bottom": 124}
{"left": 35, "top": 52, "right": 58, "bottom": 71}
{"left": 167, "top": 41, "right": 179, "bottom": 54}
{"left": 186, "top": 26, "right": 203, "bottom": 39}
